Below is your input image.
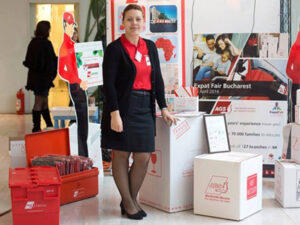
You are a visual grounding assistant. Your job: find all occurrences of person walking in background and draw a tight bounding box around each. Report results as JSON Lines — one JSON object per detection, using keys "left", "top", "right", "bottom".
{"left": 58, "top": 12, "right": 89, "bottom": 157}
{"left": 101, "top": 4, "right": 177, "bottom": 220}
{"left": 23, "top": 20, "right": 57, "bottom": 132}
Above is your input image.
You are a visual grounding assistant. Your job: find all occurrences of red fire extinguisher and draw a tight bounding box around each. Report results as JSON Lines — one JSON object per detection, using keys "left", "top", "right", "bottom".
{"left": 16, "top": 88, "right": 25, "bottom": 114}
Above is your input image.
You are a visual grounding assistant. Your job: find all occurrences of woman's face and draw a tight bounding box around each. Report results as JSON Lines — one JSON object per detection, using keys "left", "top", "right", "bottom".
{"left": 218, "top": 39, "right": 226, "bottom": 50}
{"left": 122, "top": 9, "right": 144, "bottom": 37}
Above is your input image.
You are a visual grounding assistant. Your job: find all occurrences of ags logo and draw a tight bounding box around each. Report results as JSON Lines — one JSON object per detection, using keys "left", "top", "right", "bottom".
{"left": 205, "top": 176, "right": 228, "bottom": 195}
{"left": 212, "top": 101, "right": 232, "bottom": 114}
{"left": 24, "top": 201, "right": 34, "bottom": 209}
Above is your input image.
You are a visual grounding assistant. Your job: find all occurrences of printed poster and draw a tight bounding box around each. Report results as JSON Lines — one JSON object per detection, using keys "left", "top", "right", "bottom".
{"left": 193, "top": 33, "right": 289, "bottom": 166}
{"left": 110, "top": 0, "right": 185, "bottom": 93}
{"left": 74, "top": 41, "right": 104, "bottom": 87}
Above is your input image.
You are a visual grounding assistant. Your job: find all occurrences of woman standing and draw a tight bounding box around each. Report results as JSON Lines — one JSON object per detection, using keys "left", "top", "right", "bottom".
{"left": 101, "top": 4, "right": 177, "bottom": 220}
{"left": 23, "top": 21, "right": 57, "bottom": 132}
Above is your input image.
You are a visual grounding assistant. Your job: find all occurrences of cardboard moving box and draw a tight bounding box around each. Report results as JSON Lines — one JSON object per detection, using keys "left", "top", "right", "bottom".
{"left": 139, "top": 113, "right": 208, "bottom": 212}
{"left": 194, "top": 152, "right": 262, "bottom": 220}
{"left": 275, "top": 160, "right": 300, "bottom": 208}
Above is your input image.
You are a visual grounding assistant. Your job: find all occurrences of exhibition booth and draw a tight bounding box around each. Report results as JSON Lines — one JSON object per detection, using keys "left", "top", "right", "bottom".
{"left": 5, "top": 0, "right": 300, "bottom": 224}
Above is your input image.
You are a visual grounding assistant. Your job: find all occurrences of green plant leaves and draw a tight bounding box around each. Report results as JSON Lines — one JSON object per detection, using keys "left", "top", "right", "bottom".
{"left": 75, "top": 52, "right": 83, "bottom": 68}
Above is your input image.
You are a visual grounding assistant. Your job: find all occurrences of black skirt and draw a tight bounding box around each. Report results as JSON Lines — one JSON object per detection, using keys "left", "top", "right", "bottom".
{"left": 103, "top": 90, "right": 155, "bottom": 153}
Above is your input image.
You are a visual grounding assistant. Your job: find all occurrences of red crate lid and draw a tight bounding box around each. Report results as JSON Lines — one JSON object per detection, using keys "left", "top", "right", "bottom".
{"left": 25, "top": 128, "right": 70, "bottom": 167}
{"left": 9, "top": 167, "right": 61, "bottom": 188}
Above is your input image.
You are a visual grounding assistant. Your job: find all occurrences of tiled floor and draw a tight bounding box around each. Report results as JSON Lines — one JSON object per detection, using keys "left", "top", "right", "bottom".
{"left": 1, "top": 114, "right": 300, "bottom": 225}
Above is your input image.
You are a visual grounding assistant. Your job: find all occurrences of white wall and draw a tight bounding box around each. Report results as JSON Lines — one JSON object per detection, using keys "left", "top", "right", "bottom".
{"left": 0, "top": 0, "right": 90, "bottom": 113}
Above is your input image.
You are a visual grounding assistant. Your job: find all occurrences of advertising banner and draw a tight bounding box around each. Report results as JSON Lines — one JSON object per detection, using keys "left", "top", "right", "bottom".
{"left": 75, "top": 41, "right": 104, "bottom": 87}
{"left": 193, "top": 33, "right": 289, "bottom": 168}
{"left": 110, "top": 0, "right": 185, "bottom": 92}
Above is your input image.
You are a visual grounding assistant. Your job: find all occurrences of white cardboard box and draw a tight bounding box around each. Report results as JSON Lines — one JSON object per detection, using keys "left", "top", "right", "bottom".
{"left": 9, "top": 137, "right": 27, "bottom": 168}
{"left": 295, "top": 105, "right": 300, "bottom": 124}
{"left": 194, "top": 152, "right": 262, "bottom": 220}
{"left": 297, "top": 90, "right": 300, "bottom": 105}
{"left": 291, "top": 123, "right": 300, "bottom": 164}
{"left": 69, "top": 122, "right": 104, "bottom": 177}
{"left": 275, "top": 160, "right": 300, "bottom": 207}
{"left": 139, "top": 112, "right": 208, "bottom": 212}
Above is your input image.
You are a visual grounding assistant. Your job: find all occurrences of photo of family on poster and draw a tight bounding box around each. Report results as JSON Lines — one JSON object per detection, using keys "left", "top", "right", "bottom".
{"left": 193, "top": 33, "right": 248, "bottom": 84}
{"left": 193, "top": 33, "right": 289, "bottom": 103}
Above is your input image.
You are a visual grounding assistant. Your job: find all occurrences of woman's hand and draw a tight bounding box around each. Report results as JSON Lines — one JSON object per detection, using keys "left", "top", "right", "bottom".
{"left": 80, "top": 80, "right": 88, "bottom": 91}
{"left": 110, "top": 110, "right": 123, "bottom": 132}
{"left": 161, "top": 108, "right": 179, "bottom": 126}
{"left": 224, "top": 38, "right": 231, "bottom": 45}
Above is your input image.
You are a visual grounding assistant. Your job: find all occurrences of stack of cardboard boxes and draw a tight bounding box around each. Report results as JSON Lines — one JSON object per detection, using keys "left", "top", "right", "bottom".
{"left": 275, "top": 90, "right": 300, "bottom": 207}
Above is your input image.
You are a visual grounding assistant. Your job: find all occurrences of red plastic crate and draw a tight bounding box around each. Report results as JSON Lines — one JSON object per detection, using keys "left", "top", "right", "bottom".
{"left": 9, "top": 167, "right": 61, "bottom": 225}
{"left": 25, "top": 128, "right": 99, "bottom": 205}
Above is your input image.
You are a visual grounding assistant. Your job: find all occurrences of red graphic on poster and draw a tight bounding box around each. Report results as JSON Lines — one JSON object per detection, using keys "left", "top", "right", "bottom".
{"left": 247, "top": 174, "right": 257, "bottom": 200}
{"left": 212, "top": 101, "right": 232, "bottom": 114}
{"left": 155, "top": 38, "right": 175, "bottom": 61}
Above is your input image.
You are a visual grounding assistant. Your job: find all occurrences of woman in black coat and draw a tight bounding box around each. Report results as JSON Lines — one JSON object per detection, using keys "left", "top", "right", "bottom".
{"left": 23, "top": 21, "right": 57, "bottom": 132}
{"left": 101, "top": 4, "right": 177, "bottom": 220}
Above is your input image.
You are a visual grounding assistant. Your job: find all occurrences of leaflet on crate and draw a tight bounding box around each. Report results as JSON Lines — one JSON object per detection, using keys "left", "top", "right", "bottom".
{"left": 74, "top": 41, "right": 103, "bottom": 87}
{"left": 193, "top": 33, "right": 289, "bottom": 165}
{"left": 109, "top": 0, "right": 184, "bottom": 92}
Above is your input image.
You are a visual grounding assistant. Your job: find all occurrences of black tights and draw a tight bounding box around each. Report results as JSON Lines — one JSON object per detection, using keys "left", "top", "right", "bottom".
{"left": 33, "top": 95, "right": 49, "bottom": 111}
{"left": 112, "top": 150, "right": 151, "bottom": 214}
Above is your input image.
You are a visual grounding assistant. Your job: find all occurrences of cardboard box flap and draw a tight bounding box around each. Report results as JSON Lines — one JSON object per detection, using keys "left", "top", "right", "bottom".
{"left": 276, "top": 159, "right": 300, "bottom": 168}
{"left": 195, "top": 152, "right": 260, "bottom": 163}
{"left": 25, "top": 128, "right": 70, "bottom": 167}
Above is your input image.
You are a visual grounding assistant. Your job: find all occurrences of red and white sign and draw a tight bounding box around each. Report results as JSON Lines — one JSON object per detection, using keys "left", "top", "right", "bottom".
{"left": 172, "top": 119, "right": 190, "bottom": 140}
{"left": 247, "top": 174, "right": 257, "bottom": 200}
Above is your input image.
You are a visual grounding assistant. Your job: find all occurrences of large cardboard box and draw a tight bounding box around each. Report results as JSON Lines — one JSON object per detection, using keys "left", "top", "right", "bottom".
{"left": 275, "top": 160, "right": 300, "bottom": 208}
{"left": 69, "top": 122, "right": 104, "bottom": 177}
{"left": 139, "top": 112, "right": 208, "bottom": 212}
{"left": 9, "top": 137, "right": 26, "bottom": 168}
{"left": 291, "top": 123, "right": 300, "bottom": 163}
{"left": 194, "top": 152, "right": 262, "bottom": 220}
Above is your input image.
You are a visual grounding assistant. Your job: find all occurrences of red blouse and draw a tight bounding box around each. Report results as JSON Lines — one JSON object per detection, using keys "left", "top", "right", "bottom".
{"left": 120, "top": 34, "right": 152, "bottom": 90}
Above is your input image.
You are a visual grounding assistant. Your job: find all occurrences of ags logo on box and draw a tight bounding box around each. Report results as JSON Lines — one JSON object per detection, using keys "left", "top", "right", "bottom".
{"left": 206, "top": 176, "right": 228, "bottom": 195}
{"left": 204, "top": 176, "right": 230, "bottom": 203}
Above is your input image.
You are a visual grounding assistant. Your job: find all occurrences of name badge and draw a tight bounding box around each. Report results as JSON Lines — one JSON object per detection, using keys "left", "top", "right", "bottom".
{"left": 135, "top": 50, "right": 142, "bottom": 62}
{"left": 145, "top": 56, "right": 151, "bottom": 66}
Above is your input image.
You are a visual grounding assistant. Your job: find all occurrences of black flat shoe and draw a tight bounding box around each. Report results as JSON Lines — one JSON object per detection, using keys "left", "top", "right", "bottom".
{"left": 120, "top": 202, "right": 143, "bottom": 220}
{"left": 126, "top": 211, "right": 143, "bottom": 220}
{"left": 139, "top": 209, "right": 147, "bottom": 217}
